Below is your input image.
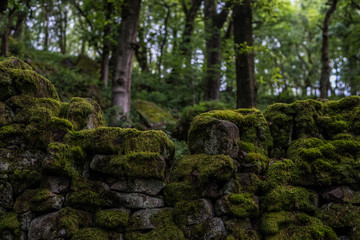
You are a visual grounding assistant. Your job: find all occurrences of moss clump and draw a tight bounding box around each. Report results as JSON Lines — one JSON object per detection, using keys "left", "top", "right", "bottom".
{"left": 171, "top": 154, "right": 235, "bottom": 186}
{"left": 57, "top": 207, "right": 92, "bottom": 238}
{"left": 225, "top": 219, "right": 260, "bottom": 240}
{"left": 172, "top": 199, "right": 213, "bottom": 226}
{"left": 315, "top": 203, "right": 360, "bottom": 230}
{"left": 10, "top": 169, "right": 42, "bottom": 194}
{"left": 71, "top": 228, "right": 109, "bottom": 240}
{"left": 133, "top": 100, "right": 177, "bottom": 130}
{"left": 0, "top": 101, "right": 12, "bottom": 126}
{"left": 0, "top": 212, "right": 21, "bottom": 238}
{"left": 90, "top": 152, "right": 166, "bottom": 180}
{"left": 226, "top": 193, "right": 259, "bottom": 218}
{"left": 266, "top": 159, "right": 299, "bottom": 186}
{"left": 0, "top": 124, "right": 24, "bottom": 147}
{"left": 43, "top": 142, "right": 85, "bottom": 176}
{"left": 95, "top": 209, "right": 129, "bottom": 232}
{"left": 242, "top": 152, "right": 269, "bottom": 174}
{"left": 65, "top": 97, "right": 105, "bottom": 130}
{"left": 126, "top": 209, "right": 185, "bottom": 240}
{"left": 66, "top": 176, "right": 105, "bottom": 212}
{"left": 164, "top": 182, "right": 199, "bottom": 206}
{"left": 261, "top": 185, "right": 318, "bottom": 212}
{"left": 65, "top": 127, "right": 175, "bottom": 161}
{"left": 261, "top": 211, "right": 337, "bottom": 240}
{"left": 188, "top": 108, "right": 272, "bottom": 155}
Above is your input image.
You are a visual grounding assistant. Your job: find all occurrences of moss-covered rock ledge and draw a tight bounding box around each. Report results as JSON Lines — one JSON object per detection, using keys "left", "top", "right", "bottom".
{"left": 0, "top": 57, "right": 360, "bottom": 240}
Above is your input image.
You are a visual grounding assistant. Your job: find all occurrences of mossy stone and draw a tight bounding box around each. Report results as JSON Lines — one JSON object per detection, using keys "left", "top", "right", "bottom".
{"left": 133, "top": 100, "right": 177, "bottom": 131}
{"left": 126, "top": 209, "right": 185, "bottom": 240}
{"left": 90, "top": 152, "right": 166, "bottom": 180}
{"left": 71, "top": 228, "right": 109, "bottom": 240}
{"left": 95, "top": 209, "right": 129, "bottom": 232}
{"left": 163, "top": 182, "right": 199, "bottom": 206}
{"left": 10, "top": 169, "right": 42, "bottom": 194}
{"left": 0, "top": 212, "right": 21, "bottom": 239}
{"left": 171, "top": 154, "right": 235, "bottom": 186}
{"left": 261, "top": 185, "right": 318, "bottom": 212}
{"left": 225, "top": 193, "right": 259, "bottom": 218}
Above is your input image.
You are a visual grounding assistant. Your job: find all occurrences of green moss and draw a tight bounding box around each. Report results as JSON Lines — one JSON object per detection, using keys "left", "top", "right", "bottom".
{"left": 0, "top": 101, "right": 12, "bottom": 126}
{"left": 57, "top": 207, "right": 92, "bottom": 238}
{"left": 261, "top": 211, "right": 294, "bottom": 235}
{"left": 261, "top": 211, "right": 337, "bottom": 240}
{"left": 0, "top": 124, "right": 24, "bottom": 147}
{"left": 243, "top": 152, "right": 269, "bottom": 174}
{"left": 43, "top": 142, "right": 85, "bottom": 176}
{"left": 10, "top": 169, "right": 42, "bottom": 194}
{"left": 0, "top": 57, "right": 32, "bottom": 70}
{"left": 163, "top": 182, "right": 199, "bottom": 206}
{"left": 65, "top": 127, "right": 174, "bottom": 160}
{"left": 299, "top": 147, "right": 323, "bottom": 161}
{"left": 225, "top": 219, "right": 260, "bottom": 240}
{"left": 11, "top": 68, "right": 59, "bottom": 100}
{"left": 71, "top": 228, "right": 109, "bottom": 240}
{"left": 226, "top": 193, "right": 259, "bottom": 218}
{"left": 91, "top": 152, "right": 166, "bottom": 180}
{"left": 66, "top": 176, "right": 104, "bottom": 212}
{"left": 126, "top": 209, "right": 185, "bottom": 240}
{"left": 95, "top": 209, "right": 129, "bottom": 231}
{"left": 133, "top": 100, "right": 177, "bottom": 130}
{"left": 261, "top": 185, "right": 317, "bottom": 212}
{"left": 65, "top": 97, "right": 105, "bottom": 130}
{"left": 0, "top": 212, "right": 21, "bottom": 238}
{"left": 266, "top": 159, "right": 299, "bottom": 186}
{"left": 173, "top": 199, "right": 212, "bottom": 226}
{"left": 171, "top": 154, "right": 235, "bottom": 186}
{"left": 315, "top": 203, "right": 360, "bottom": 229}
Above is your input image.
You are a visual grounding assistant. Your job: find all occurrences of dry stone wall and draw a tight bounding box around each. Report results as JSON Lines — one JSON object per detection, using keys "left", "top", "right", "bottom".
{"left": 0, "top": 57, "right": 360, "bottom": 240}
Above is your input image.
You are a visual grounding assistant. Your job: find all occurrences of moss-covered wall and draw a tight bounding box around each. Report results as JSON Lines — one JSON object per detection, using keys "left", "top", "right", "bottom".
{"left": 0, "top": 57, "right": 360, "bottom": 240}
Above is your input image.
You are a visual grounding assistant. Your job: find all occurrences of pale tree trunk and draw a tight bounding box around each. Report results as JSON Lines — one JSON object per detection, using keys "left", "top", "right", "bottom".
{"left": 111, "top": 0, "right": 142, "bottom": 125}
{"left": 320, "top": 0, "right": 338, "bottom": 98}
{"left": 233, "top": 0, "right": 256, "bottom": 108}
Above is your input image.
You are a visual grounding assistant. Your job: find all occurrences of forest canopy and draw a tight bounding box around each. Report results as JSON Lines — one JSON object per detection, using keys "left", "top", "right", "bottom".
{"left": 0, "top": 0, "right": 359, "bottom": 126}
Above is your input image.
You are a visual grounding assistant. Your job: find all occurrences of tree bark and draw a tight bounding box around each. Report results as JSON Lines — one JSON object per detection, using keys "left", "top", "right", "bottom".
{"left": 204, "top": 0, "right": 229, "bottom": 100}
{"left": 349, "top": 55, "right": 357, "bottom": 95}
{"left": 135, "top": 26, "right": 149, "bottom": 72}
{"left": 44, "top": 0, "right": 50, "bottom": 50}
{"left": 100, "top": 1, "right": 113, "bottom": 88}
{"left": 320, "top": 0, "right": 338, "bottom": 98}
{"left": 233, "top": 0, "right": 256, "bottom": 108}
{"left": 111, "top": 0, "right": 142, "bottom": 125}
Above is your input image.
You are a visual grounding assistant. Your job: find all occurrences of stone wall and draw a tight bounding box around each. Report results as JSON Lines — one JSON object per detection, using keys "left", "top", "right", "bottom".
{"left": 0, "top": 57, "right": 360, "bottom": 240}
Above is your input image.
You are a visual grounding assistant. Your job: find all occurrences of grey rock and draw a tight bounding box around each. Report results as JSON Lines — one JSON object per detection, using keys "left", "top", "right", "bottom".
{"left": 46, "top": 176, "right": 71, "bottom": 194}
{"left": 129, "top": 208, "right": 170, "bottom": 230}
{"left": 323, "top": 186, "right": 360, "bottom": 204}
{"left": 20, "top": 211, "right": 34, "bottom": 231}
{"left": 115, "top": 192, "right": 164, "bottom": 209}
{"left": 215, "top": 198, "right": 229, "bottom": 216}
{"left": 0, "top": 180, "right": 13, "bottom": 209}
{"left": 204, "top": 217, "right": 227, "bottom": 240}
{"left": 110, "top": 178, "right": 165, "bottom": 196}
{"left": 28, "top": 212, "right": 60, "bottom": 240}
{"left": 189, "top": 119, "right": 240, "bottom": 158}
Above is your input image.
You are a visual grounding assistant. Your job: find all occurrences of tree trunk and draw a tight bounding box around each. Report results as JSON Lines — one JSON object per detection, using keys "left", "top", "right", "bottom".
{"left": 349, "top": 55, "right": 357, "bottom": 95}
{"left": 179, "top": 0, "right": 203, "bottom": 57}
{"left": 44, "top": 0, "right": 50, "bottom": 51}
{"left": 320, "top": 0, "right": 338, "bottom": 98}
{"left": 100, "top": 1, "right": 113, "bottom": 88}
{"left": 111, "top": 0, "right": 142, "bottom": 125}
{"left": 204, "top": 0, "right": 229, "bottom": 100}
{"left": 233, "top": 0, "right": 256, "bottom": 108}
{"left": 1, "top": 31, "right": 10, "bottom": 57}
{"left": 135, "top": 26, "right": 149, "bottom": 72}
